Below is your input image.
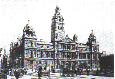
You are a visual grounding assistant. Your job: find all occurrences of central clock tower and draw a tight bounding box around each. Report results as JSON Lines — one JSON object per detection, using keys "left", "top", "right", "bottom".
{"left": 51, "top": 6, "right": 65, "bottom": 69}
{"left": 51, "top": 6, "right": 65, "bottom": 42}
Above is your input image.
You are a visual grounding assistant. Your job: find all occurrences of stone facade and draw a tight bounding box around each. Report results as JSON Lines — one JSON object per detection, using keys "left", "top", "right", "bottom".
{"left": 9, "top": 6, "right": 100, "bottom": 72}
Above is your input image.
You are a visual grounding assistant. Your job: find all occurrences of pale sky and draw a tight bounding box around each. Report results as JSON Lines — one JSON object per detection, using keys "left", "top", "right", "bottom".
{"left": 0, "top": 0, "right": 114, "bottom": 54}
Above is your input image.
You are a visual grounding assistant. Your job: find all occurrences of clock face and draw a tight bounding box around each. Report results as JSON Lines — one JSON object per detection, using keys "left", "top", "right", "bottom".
{"left": 51, "top": 28, "right": 65, "bottom": 41}
{"left": 55, "top": 33, "right": 58, "bottom": 40}
{"left": 58, "top": 32, "right": 62, "bottom": 41}
{"left": 58, "top": 31, "right": 64, "bottom": 41}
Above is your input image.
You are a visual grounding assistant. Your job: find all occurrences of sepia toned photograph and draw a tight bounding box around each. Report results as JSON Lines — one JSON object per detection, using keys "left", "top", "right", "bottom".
{"left": 0, "top": 0, "right": 114, "bottom": 79}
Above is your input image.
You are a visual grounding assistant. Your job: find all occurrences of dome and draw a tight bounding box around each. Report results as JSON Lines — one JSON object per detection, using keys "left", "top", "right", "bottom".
{"left": 23, "top": 20, "right": 35, "bottom": 36}
{"left": 23, "top": 20, "right": 33, "bottom": 32}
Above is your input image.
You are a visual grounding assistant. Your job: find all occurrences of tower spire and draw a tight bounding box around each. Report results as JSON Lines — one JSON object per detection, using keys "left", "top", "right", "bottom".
{"left": 28, "top": 19, "right": 30, "bottom": 25}
{"left": 91, "top": 30, "right": 93, "bottom": 33}
{"left": 91, "top": 30, "right": 94, "bottom": 36}
{"left": 56, "top": 0, "right": 59, "bottom": 8}
{"left": 55, "top": 5, "right": 60, "bottom": 14}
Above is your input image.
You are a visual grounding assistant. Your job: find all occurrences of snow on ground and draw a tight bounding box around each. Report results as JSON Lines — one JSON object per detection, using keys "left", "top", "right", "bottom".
{"left": 7, "top": 75, "right": 114, "bottom": 79}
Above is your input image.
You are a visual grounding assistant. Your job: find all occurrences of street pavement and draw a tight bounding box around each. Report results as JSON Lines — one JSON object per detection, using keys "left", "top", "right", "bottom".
{"left": 7, "top": 75, "right": 114, "bottom": 79}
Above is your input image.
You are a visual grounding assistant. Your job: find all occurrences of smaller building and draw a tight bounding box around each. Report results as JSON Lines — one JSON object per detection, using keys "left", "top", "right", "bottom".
{"left": 0, "top": 48, "right": 8, "bottom": 71}
{"left": 36, "top": 39, "right": 54, "bottom": 71}
{"left": 0, "top": 48, "right": 3, "bottom": 69}
{"left": 9, "top": 21, "right": 38, "bottom": 70}
{"left": 9, "top": 41, "right": 23, "bottom": 68}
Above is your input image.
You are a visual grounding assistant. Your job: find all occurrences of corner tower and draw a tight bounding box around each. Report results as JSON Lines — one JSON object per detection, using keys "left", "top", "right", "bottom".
{"left": 87, "top": 30, "right": 100, "bottom": 70}
{"left": 22, "top": 20, "right": 38, "bottom": 69}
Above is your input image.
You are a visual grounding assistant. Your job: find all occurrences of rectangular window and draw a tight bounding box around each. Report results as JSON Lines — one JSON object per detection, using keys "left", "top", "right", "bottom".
{"left": 88, "top": 54, "right": 90, "bottom": 59}
{"left": 51, "top": 53, "right": 54, "bottom": 58}
{"left": 79, "top": 54, "right": 82, "bottom": 59}
{"left": 83, "top": 53, "right": 86, "bottom": 59}
{"left": 72, "top": 45, "right": 75, "bottom": 50}
{"left": 61, "top": 44, "right": 63, "bottom": 49}
{"left": 37, "top": 54, "right": 38, "bottom": 57}
{"left": 30, "top": 50, "right": 33, "bottom": 58}
{"left": 34, "top": 51, "right": 36, "bottom": 57}
{"left": 58, "top": 44, "right": 61, "bottom": 49}
{"left": 67, "top": 45, "right": 70, "bottom": 50}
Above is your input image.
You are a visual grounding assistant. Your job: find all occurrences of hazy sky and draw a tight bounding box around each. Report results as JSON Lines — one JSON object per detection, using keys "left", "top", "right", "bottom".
{"left": 0, "top": 0, "right": 114, "bottom": 54}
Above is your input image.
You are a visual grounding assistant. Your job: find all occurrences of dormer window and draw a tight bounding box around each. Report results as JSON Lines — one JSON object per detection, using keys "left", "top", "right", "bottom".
{"left": 55, "top": 33, "right": 58, "bottom": 39}
{"left": 30, "top": 41, "right": 33, "bottom": 47}
{"left": 59, "top": 18, "right": 61, "bottom": 21}
{"left": 58, "top": 26, "right": 59, "bottom": 29}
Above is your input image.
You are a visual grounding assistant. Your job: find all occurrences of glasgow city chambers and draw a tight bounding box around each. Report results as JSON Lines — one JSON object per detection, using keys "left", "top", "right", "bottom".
{"left": 9, "top": 6, "right": 100, "bottom": 75}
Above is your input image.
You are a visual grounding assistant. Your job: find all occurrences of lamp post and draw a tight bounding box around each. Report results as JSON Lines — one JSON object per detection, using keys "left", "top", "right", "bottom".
{"left": 37, "top": 61, "right": 42, "bottom": 79}
{"left": 90, "top": 39, "right": 93, "bottom": 72}
{"left": 19, "top": 56, "right": 22, "bottom": 68}
{"left": 16, "top": 58, "right": 18, "bottom": 68}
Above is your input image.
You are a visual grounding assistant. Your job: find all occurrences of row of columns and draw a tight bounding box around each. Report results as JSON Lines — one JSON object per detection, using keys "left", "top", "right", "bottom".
{"left": 78, "top": 53, "right": 99, "bottom": 60}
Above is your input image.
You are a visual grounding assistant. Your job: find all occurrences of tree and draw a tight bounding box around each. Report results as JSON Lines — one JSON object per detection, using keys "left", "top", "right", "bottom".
{"left": 99, "top": 54, "right": 114, "bottom": 76}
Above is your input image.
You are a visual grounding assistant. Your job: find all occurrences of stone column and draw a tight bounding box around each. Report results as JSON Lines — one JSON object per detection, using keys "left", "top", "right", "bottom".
{"left": 78, "top": 53, "right": 79, "bottom": 59}
{"left": 86, "top": 53, "right": 88, "bottom": 59}
{"left": 92, "top": 53, "right": 93, "bottom": 60}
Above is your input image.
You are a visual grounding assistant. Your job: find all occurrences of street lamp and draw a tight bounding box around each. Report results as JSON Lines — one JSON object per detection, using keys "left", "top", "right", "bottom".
{"left": 16, "top": 58, "right": 19, "bottom": 68}
{"left": 37, "top": 61, "right": 42, "bottom": 79}
{"left": 19, "top": 56, "right": 22, "bottom": 68}
{"left": 89, "top": 38, "right": 93, "bottom": 71}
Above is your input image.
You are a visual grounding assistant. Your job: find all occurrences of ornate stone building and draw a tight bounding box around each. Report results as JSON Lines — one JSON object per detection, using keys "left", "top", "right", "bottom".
{"left": 50, "top": 7, "right": 78, "bottom": 71}
{"left": 22, "top": 21, "right": 38, "bottom": 70}
{"left": 10, "top": 21, "right": 39, "bottom": 69}
{"left": 77, "top": 31, "right": 100, "bottom": 71}
{"left": 50, "top": 6, "right": 100, "bottom": 72}
{"left": 9, "top": 6, "right": 100, "bottom": 74}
